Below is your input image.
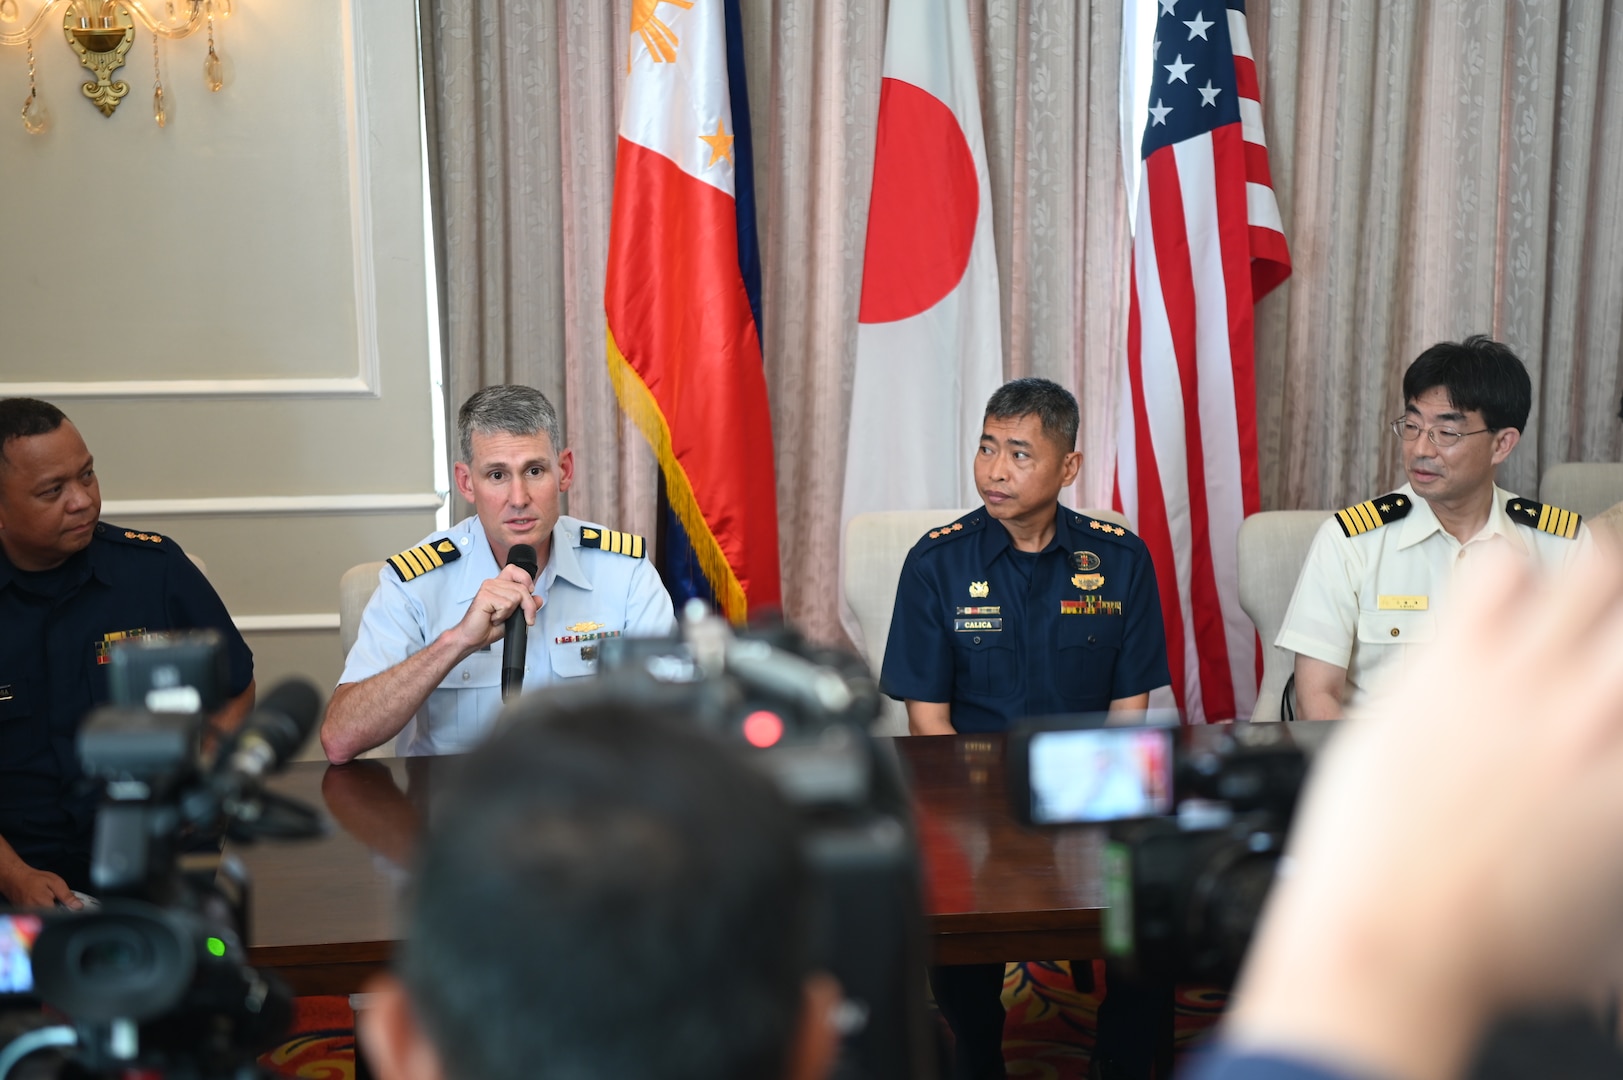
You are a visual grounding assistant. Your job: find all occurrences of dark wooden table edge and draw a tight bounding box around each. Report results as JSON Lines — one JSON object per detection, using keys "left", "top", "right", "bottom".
{"left": 928, "top": 910, "right": 1102, "bottom": 965}
{"left": 254, "top": 920, "right": 1105, "bottom": 995}
{"left": 249, "top": 942, "right": 394, "bottom": 998}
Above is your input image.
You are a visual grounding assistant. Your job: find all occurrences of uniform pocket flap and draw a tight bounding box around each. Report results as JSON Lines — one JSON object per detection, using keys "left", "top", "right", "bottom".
{"left": 445, "top": 650, "right": 503, "bottom": 689}
{"left": 549, "top": 641, "right": 599, "bottom": 679}
{"left": 1356, "top": 609, "right": 1436, "bottom": 645}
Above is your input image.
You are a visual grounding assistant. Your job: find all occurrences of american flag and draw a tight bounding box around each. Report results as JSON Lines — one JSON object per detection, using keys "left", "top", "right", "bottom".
{"left": 1114, "top": 0, "right": 1290, "bottom": 724}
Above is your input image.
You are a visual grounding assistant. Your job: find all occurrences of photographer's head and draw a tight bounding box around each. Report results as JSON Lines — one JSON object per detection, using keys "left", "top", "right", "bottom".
{"left": 361, "top": 703, "right": 841, "bottom": 1080}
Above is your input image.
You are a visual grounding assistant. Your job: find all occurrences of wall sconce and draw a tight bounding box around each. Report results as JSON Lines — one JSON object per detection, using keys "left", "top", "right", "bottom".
{"left": 0, "top": 0, "right": 234, "bottom": 133}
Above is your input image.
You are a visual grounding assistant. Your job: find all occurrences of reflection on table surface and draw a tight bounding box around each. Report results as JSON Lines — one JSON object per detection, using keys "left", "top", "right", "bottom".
{"left": 233, "top": 724, "right": 1328, "bottom": 991}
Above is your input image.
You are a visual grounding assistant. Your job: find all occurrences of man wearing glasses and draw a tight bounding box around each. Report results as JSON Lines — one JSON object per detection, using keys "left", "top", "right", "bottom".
{"left": 1276, "top": 336, "right": 1590, "bottom": 722}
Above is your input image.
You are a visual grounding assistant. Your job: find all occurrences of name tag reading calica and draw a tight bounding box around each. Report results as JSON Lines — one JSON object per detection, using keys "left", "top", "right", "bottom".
{"left": 1377, "top": 595, "right": 1428, "bottom": 611}
{"left": 954, "top": 618, "right": 1002, "bottom": 632}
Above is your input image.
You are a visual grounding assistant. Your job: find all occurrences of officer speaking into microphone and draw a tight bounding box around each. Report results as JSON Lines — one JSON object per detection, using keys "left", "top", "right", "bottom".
{"left": 320, "top": 386, "right": 675, "bottom": 763}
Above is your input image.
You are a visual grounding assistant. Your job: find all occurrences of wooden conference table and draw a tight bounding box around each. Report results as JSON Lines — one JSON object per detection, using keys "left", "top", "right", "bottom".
{"left": 231, "top": 725, "right": 1316, "bottom": 995}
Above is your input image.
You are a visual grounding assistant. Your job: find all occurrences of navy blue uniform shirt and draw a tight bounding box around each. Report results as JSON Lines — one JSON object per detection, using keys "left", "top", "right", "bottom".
{"left": 881, "top": 506, "right": 1170, "bottom": 733}
{"left": 0, "top": 522, "right": 253, "bottom": 880}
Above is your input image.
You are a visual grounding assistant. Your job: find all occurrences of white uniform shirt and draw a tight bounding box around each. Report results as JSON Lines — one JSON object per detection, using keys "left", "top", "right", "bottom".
{"left": 1277, "top": 483, "right": 1590, "bottom": 710}
{"left": 339, "top": 514, "right": 676, "bottom": 755}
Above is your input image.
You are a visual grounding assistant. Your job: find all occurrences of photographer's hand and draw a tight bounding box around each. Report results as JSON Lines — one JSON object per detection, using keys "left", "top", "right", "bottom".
{"left": 0, "top": 836, "right": 79, "bottom": 910}
{"left": 1220, "top": 545, "right": 1623, "bottom": 1080}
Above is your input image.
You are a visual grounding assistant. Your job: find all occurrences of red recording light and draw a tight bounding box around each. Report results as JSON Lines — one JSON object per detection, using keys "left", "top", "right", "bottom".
{"left": 742, "top": 710, "right": 785, "bottom": 748}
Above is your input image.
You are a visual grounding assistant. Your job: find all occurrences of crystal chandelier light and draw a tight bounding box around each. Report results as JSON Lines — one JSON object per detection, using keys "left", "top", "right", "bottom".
{"left": 0, "top": 0, "right": 234, "bottom": 133}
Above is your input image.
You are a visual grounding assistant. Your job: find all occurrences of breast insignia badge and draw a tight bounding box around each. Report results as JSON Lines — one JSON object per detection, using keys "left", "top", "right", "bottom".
{"left": 1071, "top": 573, "right": 1105, "bottom": 591}
{"left": 1071, "top": 551, "right": 1101, "bottom": 571}
{"left": 968, "top": 581, "right": 990, "bottom": 598}
{"left": 567, "top": 621, "right": 605, "bottom": 634}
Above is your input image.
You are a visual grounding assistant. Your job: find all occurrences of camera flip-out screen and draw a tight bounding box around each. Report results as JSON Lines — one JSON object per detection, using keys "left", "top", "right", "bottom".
{"left": 0, "top": 912, "right": 42, "bottom": 999}
{"left": 1011, "top": 720, "right": 1175, "bottom": 825}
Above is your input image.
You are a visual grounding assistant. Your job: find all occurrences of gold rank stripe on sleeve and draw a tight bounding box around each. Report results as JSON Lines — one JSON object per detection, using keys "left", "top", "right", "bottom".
{"left": 580, "top": 527, "right": 647, "bottom": 558}
{"left": 1507, "top": 498, "right": 1582, "bottom": 540}
{"left": 387, "top": 538, "right": 462, "bottom": 582}
{"left": 1334, "top": 492, "right": 1411, "bottom": 538}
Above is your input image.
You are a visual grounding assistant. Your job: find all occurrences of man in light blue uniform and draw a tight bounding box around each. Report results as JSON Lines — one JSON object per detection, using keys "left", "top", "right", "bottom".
{"left": 320, "top": 386, "right": 674, "bottom": 763}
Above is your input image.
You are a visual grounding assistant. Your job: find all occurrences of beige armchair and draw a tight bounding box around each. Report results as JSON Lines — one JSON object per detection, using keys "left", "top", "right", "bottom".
{"left": 843, "top": 506, "right": 1133, "bottom": 736}
{"left": 339, "top": 561, "right": 386, "bottom": 658}
{"left": 1236, "top": 510, "right": 1334, "bottom": 722}
{"left": 331, "top": 560, "right": 391, "bottom": 759}
{"left": 1538, "top": 462, "right": 1623, "bottom": 519}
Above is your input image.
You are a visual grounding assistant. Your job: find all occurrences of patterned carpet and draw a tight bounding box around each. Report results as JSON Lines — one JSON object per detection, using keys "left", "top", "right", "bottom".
{"left": 256, "top": 962, "right": 1227, "bottom": 1079}
{"left": 258, "top": 994, "right": 359, "bottom": 1079}
{"left": 998, "top": 961, "right": 1226, "bottom": 1078}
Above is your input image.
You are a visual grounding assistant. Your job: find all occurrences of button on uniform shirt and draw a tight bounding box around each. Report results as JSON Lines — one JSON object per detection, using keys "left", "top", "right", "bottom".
{"left": 882, "top": 507, "right": 1170, "bottom": 733}
{"left": 339, "top": 514, "right": 676, "bottom": 756}
{"left": 1277, "top": 483, "right": 1590, "bottom": 710}
{"left": 0, "top": 523, "right": 254, "bottom": 880}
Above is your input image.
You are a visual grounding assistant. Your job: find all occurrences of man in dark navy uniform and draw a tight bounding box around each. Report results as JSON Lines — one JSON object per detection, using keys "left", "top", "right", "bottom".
{"left": 0, "top": 399, "right": 254, "bottom": 909}
{"left": 883, "top": 378, "right": 1171, "bottom": 1080}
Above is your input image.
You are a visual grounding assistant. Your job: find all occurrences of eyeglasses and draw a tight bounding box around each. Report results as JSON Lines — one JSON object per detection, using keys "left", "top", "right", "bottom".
{"left": 1390, "top": 418, "right": 1493, "bottom": 448}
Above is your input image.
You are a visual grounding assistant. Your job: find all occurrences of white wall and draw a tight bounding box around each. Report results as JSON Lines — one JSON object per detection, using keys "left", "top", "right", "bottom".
{"left": 0, "top": 0, "right": 440, "bottom": 754}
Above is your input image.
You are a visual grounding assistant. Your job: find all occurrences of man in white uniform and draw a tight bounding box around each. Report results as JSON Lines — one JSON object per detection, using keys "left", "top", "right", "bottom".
{"left": 321, "top": 386, "right": 675, "bottom": 762}
{"left": 1277, "top": 336, "right": 1589, "bottom": 721}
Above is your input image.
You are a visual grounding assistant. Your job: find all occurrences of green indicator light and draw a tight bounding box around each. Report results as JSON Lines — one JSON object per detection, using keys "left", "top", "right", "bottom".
{"left": 206, "top": 937, "right": 227, "bottom": 958}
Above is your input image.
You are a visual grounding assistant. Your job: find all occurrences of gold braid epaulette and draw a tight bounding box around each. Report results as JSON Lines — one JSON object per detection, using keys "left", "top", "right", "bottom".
{"left": 1506, "top": 497, "right": 1582, "bottom": 539}
{"left": 580, "top": 526, "right": 646, "bottom": 558}
{"left": 1334, "top": 493, "right": 1412, "bottom": 538}
{"left": 388, "top": 538, "right": 461, "bottom": 581}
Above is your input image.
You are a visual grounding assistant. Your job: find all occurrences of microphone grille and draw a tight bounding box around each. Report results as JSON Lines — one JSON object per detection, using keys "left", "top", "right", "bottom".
{"left": 506, "top": 543, "right": 539, "bottom": 576}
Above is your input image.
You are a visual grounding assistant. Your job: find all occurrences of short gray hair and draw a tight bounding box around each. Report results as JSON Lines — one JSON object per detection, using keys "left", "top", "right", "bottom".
{"left": 457, "top": 385, "right": 564, "bottom": 463}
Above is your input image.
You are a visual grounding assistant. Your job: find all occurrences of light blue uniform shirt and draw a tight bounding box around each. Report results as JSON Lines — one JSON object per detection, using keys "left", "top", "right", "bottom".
{"left": 339, "top": 514, "right": 676, "bottom": 755}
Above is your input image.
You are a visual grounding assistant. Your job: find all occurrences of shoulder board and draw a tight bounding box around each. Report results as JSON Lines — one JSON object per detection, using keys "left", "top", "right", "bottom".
{"left": 1071, "top": 511, "right": 1131, "bottom": 538}
{"left": 922, "top": 512, "right": 985, "bottom": 542}
{"left": 580, "top": 526, "right": 646, "bottom": 559}
{"left": 1334, "top": 493, "right": 1412, "bottom": 538}
{"left": 388, "top": 537, "right": 462, "bottom": 582}
{"left": 100, "top": 524, "right": 171, "bottom": 548}
{"left": 1505, "top": 497, "right": 1582, "bottom": 540}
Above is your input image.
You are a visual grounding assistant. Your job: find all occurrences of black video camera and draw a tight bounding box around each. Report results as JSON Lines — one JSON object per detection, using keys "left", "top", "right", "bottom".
{"left": 540, "top": 605, "right": 939, "bottom": 1080}
{"left": 1, "top": 632, "right": 325, "bottom": 1079}
{"left": 1008, "top": 717, "right": 1326, "bottom": 985}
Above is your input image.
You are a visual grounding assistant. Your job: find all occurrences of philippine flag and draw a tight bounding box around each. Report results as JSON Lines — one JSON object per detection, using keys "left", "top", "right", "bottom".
{"left": 605, "top": 0, "right": 781, "bottom": 624}
{"left": 840, "top": 0, "right": 1004, "bottom": 651}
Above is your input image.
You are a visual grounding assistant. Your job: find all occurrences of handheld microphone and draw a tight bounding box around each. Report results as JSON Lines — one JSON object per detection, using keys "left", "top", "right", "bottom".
{"left": 502, "top": 543, "right": 538, "bottom": 702}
